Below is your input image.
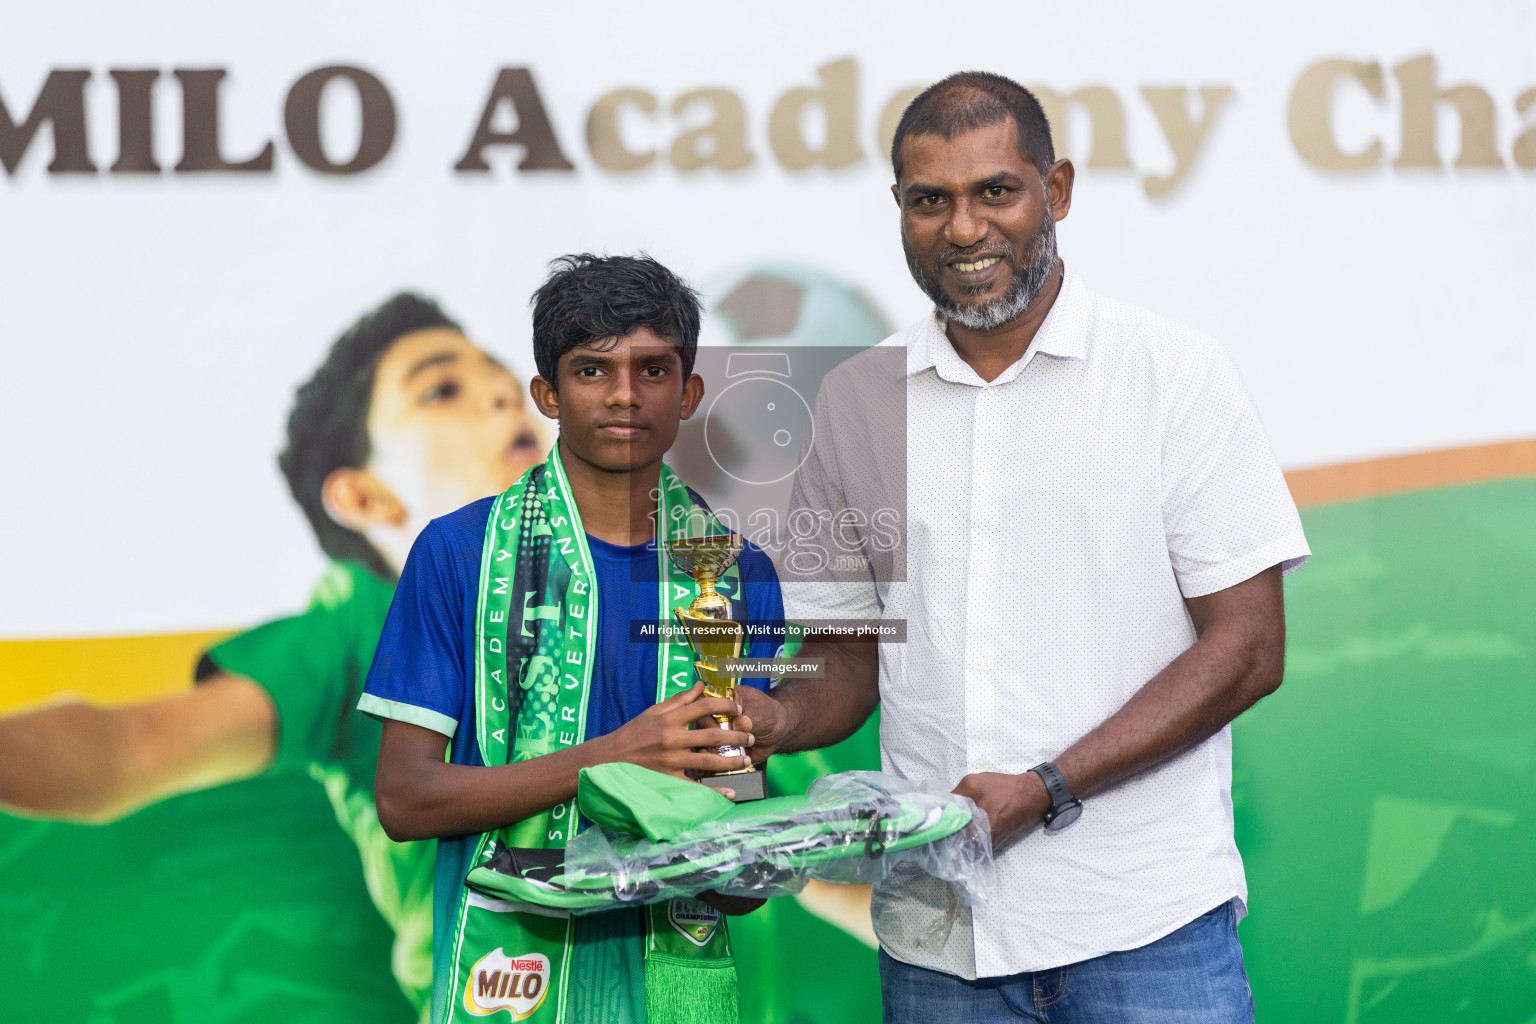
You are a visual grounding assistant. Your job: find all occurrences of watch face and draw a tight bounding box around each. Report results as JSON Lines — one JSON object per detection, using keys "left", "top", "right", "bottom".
{"left": 1044, "top": 802, "right": 1083, "bottom": 833}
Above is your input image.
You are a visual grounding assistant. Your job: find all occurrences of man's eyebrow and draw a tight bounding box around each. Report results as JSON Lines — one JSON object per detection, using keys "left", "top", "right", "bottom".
{"left": 405, "top": 350, "right": 460, "bottom": 381}
{"left": 977, "top": 172, "right": 1026, "bottom": 188}
{"left": 902, "top": 181, "right": 947, "bottom": 199}
{"left": 902, "top": 172, "right": 1026, "bottom": 200}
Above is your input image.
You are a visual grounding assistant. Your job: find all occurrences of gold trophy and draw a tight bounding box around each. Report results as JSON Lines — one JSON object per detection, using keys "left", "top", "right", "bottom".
{"left": 666, "top": 532, "right": 766, "bottom": 802}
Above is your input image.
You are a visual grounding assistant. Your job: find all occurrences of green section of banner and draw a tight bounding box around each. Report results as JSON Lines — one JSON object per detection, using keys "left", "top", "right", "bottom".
{"left": 0, "top": 774, "right": 414, "bottom": 1024}
{"left": 0, "top": 475, "right": 1530, "bottom": 1023}
{"left": 1235, "top": 475, "right": 1536, "bottom": 1022}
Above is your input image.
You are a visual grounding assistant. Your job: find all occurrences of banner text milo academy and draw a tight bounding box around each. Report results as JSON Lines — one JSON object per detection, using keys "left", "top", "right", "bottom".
{"left": 8, "top": 57, "right": 1536, "bottom": 188}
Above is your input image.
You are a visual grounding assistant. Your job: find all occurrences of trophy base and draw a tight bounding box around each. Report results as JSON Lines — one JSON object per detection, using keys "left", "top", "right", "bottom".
{"left": 701, "top": 766, "right": 766, "bottom": 802}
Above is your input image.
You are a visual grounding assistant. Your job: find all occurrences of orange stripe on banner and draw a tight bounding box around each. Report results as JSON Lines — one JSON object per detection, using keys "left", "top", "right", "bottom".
{"left": 0, "top": 630, "right": 234, "bottom": 714}
{"left": 1285, "top": 438, "right": 1536, "bottom": 509}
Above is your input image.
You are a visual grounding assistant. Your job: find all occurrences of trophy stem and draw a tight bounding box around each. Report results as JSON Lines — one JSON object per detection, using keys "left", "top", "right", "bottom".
{"left": 665, "top": 531, "right": 764, "bottom": 799}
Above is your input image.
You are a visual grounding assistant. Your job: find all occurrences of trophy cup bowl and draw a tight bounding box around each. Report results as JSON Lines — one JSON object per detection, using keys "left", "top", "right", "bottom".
{"left": 666, "top": 533, "right": 766, "bottom": 802}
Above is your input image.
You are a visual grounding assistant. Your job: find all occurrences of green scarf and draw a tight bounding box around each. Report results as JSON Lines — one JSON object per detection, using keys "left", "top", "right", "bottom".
{"left": 439, "top": 443, "right": 742, "bottom": 1024}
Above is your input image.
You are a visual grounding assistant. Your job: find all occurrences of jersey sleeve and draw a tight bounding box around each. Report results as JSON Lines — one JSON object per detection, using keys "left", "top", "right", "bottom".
{"left": 737, "top": 542, "right": 785, "bottom": 694}
{"left": 358, "top": 519, "right": 473, "bottom": 739}
{"left": 1162, "top": 342, "right": 1311, "bottom": 598}
{"left": 778, "top": 368, "right": 887, "bottom": 627}
{"left": 202, "top": 562, "right": 392, "bottom": 776}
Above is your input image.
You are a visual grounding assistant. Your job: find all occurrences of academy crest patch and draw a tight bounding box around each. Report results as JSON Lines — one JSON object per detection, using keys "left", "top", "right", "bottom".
{"left": 668, "top": 897, "right": 721, "bottom": 947}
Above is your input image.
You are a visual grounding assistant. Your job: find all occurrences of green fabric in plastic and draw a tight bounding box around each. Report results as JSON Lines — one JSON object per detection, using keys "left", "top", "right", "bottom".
{"left": 467, "top": 770, "right": 985, "bottom": 913}
{"left": 577, "top": 763, "right": 735, "bottom": 842}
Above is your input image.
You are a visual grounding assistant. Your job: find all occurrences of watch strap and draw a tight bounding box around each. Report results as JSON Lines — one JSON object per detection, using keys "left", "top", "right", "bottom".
{"left": 1029, "top": 761, "right": 1082, "bottom": 830}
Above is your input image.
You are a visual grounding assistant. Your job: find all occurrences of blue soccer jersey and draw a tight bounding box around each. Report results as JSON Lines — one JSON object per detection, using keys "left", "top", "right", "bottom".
{"left": 358, "top": 495, "right": 783, "bottom": 1021}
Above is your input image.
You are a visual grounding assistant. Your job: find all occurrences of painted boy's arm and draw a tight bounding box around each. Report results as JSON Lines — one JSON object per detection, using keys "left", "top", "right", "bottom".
{"left": 0, "top": 674, "right": 276, "bottom": 823}
{"left": 374, "top": 684, "right": 756, "bottom": 842}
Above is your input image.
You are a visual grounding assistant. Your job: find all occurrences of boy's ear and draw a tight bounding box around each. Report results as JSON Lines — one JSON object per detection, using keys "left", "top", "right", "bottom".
{"left": 679, "top": 373, "right": 705, "bottom": 421}
{"left": 530, "top": 375, "right": 560, "bottom": 420}
{"left": 322, "top": 467, "right": 407, "bottom": 532}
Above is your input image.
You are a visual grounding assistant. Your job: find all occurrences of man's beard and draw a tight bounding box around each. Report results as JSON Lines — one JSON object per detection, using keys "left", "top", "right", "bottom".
{"left": 905, "top": 208, "right": 1058, "bottom": 332}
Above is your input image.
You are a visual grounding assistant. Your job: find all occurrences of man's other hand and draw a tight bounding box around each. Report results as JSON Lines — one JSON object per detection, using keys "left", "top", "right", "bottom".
{"left": 952, "top": 771, "right": 1051, "bottom": 851}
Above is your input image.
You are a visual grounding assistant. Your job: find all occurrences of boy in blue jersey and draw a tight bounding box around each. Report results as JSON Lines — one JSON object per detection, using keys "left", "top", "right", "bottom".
{"left": 361, "top": 254, "right": 781, "bottom": 1024}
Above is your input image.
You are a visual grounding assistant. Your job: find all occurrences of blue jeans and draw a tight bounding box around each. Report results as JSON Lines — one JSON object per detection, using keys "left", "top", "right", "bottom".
{"left": 880, "top": 900, "right": 1254, "bottom": 1024}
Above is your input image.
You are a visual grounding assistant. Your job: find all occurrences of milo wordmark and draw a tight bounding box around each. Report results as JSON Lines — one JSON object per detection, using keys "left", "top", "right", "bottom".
{"left": 464, "top": 949, "right": 551, "bottom": 1020}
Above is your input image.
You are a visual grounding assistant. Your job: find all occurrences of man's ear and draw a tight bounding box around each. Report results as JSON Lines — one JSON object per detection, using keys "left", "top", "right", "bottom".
{"left": 679, "top": 373, "right": 705, "bottom": 421}
{"left": 322, "top": 467, "right": 407, "bottom": 532}
{"left": 530, "top": 375, "right": 560, "bottom": 420}
{"left": 890, "top": 182, "right": 901, "bottom": 207}
{"left": 1046, "top": 158, "right": 1075, "bottom": 222}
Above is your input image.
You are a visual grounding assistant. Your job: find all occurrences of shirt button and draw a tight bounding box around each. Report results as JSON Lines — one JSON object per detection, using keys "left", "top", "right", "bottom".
{"left": 969, "top": 654, "right": 985, "bottom": 670}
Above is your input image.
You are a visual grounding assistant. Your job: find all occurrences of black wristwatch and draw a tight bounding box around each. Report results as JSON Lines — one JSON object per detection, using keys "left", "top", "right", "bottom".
{"left": 1030, "top": 762, "right": 1083, "bottom": 833}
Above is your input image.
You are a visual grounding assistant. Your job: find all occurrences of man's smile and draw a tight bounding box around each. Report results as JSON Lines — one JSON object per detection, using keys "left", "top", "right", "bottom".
{"left": 951, "top": 256, "right": 1002, "bottom": 273}
{"left": 945, "top": 252, "right": 1007, "bottom": 289}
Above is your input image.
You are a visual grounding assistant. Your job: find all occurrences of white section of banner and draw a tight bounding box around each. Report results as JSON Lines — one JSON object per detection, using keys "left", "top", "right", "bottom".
{"left": 2, "top": 0, "right": 1533, "bottom": 634}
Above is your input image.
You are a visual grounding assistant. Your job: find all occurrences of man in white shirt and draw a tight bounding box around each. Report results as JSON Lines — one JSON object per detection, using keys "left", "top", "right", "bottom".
{"left": 737, "top": 72, "right": 1310, "bottom": 1023}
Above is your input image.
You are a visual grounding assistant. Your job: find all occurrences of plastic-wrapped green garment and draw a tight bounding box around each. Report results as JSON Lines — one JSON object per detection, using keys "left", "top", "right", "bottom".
{"left": 465, "top": 767, "right": 992, "bottom": 912}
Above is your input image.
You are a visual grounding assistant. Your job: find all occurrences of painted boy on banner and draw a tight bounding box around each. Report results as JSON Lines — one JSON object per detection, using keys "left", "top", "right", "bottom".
{"left": 0, "top": 294, "right": 548, "bottom": 1017}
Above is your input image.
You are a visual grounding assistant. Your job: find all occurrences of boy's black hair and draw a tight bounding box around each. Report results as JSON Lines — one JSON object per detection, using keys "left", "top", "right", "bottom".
{"left": 890, "top": 71, "right": 1055, "bottom": 183}
{"left": 530, "top": 253, "right": 700, "bottom": 389}
{"left": 278, "top": 293, "right": 460, "bottom": 581}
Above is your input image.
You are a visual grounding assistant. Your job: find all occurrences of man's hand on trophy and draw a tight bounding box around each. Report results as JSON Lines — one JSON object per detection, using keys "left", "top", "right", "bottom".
{"left": 733, "top": 686, "right": 793, "bottom": 763}
{"left": 951, "top": 771, "right": 1052, "bottom": 852}
{"left": 603, "top": 684, "right": 755, "bottom": 782}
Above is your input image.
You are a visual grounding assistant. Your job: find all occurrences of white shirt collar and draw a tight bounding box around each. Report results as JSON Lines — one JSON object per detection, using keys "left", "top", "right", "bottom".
{"left": 905, "top": 264, "right": 1090, "bottom": 385}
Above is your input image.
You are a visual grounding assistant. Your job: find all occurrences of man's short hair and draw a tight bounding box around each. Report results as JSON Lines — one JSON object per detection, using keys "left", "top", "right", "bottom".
{"left": 890, "top": 71, "right": 1056, "bottom": 183}
{"left": 278, "top": 293, "right": 460, "bottom": 580}
{"left": 530, "top": 253, "right": 700, "bottom": 389}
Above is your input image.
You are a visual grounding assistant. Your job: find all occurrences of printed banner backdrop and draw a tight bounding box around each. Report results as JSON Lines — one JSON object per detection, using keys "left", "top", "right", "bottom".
{"left": 2, "top": 2, "right": 1534, "bottom": 1022}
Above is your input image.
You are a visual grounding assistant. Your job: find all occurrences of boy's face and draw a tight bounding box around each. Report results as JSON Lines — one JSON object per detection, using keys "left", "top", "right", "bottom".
{"left": 531, "top": 327, "right": 702, "bottom": 475}
{"left": 357, "top": 328, "right": 546, "bottom": 559}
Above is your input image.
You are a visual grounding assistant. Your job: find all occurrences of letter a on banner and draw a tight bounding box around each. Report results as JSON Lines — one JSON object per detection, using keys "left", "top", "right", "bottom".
{"left": 455, "top": 68, "right": 574, "bottom": 172}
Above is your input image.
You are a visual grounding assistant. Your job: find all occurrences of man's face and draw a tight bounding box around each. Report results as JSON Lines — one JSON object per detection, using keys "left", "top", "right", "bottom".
{"left": 535, "top": 327, "right": 700, "bottom": 476}
{"left": 365, "top": 327, "right": 544, "bottom": 523}
{"left": 895, "top": 118, "right": 1065, "bottom": 331}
